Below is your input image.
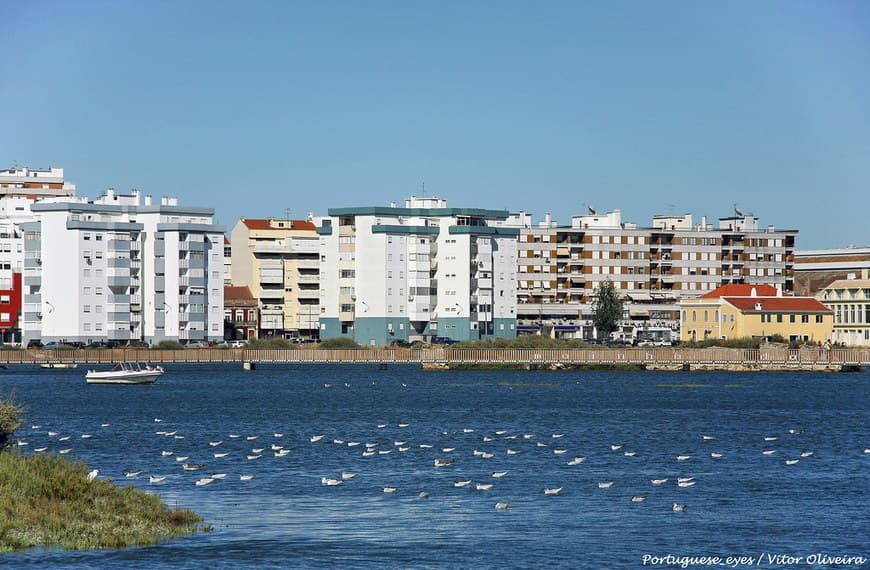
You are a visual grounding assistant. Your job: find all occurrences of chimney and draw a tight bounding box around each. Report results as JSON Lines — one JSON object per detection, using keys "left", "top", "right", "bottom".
{"left": 144, "top": 195, "right": 152, "bottom": 206}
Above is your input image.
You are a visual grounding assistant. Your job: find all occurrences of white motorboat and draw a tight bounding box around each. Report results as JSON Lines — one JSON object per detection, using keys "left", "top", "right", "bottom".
{"left": 86, "top": 362, "right": 164, "bottom": 384}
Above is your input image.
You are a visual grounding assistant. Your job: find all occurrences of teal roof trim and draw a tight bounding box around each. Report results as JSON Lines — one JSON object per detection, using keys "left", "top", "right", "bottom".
{"left": 371, "top": 225, "right": 440, "bottom": 235}
{"left": 448, "top": 226, "right": 520, "bottom": 236}
{"left": 328, "top": 206, "right": 510, "bottom": 219}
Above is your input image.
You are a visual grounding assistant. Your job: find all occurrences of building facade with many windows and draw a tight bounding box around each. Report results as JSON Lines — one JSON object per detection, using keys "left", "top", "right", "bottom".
{"left": 230, "top": 218, "right": 320, "bottom": 339}
{"left": 317, "top": 197, "right": 518, "bottom": 346}
{"left": 818, "top": 279, "right": 870, "bottom": 346}
{"left": 513, "top": 209, "right": 797, "bottom": 340}
{"left": 21, "top": 190, "right": 224, "bottom": 346}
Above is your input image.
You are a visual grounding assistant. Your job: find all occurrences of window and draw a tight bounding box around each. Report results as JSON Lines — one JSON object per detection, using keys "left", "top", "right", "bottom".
{"left": 801, "top": 315, "right": 809, "bottom": 323}
{"left": 0, "top": 295, "right": 8, "bottom": 304}
{"left": 789, "top": 314, "right": 795, "bottom": 323}
{"left": 83, "top": 305, "right": 91, "bottom": 313}
{"left": 776, "top": 314, "right": 783, "bottom": 323}
{"left": 816, "top": 315, "right": 823, "bottom": 323}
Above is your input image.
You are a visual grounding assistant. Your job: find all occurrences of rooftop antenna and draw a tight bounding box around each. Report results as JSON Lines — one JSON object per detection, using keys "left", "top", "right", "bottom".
{"left": 734, "top": 203, "right": 743, "bottom": 217}
{"left": 284, "top": 208, "right": 292, "bottom": 221}
{"left": 421, "top": 181, "right": 425, "bottom": 197}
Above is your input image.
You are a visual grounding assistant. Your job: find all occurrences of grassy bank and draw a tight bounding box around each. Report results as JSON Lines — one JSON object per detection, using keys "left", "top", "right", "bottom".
{"left": 1, "top": 396, "right": 203, "bottom": 552}
{"left": 0, "top": 452, "right": 203, "bottom": 552}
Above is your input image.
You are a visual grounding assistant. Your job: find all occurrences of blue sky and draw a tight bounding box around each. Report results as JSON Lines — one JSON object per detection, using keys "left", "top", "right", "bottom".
{"left": 1, "top": 1, "right": 868, "bottom": 248}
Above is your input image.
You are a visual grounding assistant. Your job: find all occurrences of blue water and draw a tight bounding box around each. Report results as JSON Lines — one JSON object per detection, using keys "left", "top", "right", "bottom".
{"left": 2, "top": 364, "right": 868, "bottom": 569}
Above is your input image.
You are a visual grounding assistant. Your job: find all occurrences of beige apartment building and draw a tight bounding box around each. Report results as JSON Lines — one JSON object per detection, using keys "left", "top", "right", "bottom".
{"left": 513, "top": 209, "right": 797, "bottom": 340}
{"left": 818, "top": 278, "right": 870, "bottom": 346}
{"left": 230, "top": 218, "right": 320, "bottom": 339}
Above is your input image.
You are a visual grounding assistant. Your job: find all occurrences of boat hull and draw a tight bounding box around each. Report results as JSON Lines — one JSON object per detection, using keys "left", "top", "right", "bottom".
{"left": 85, "top": 365, "right": 163, "bottom": 384}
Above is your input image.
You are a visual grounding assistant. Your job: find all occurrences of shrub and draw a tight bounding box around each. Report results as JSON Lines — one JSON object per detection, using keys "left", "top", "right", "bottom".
{"left": 0, "top": 395, "right": 24, "bottom": 451}
{"left": 318, "top": 337, "right": 361, "bottom": 349}
{"left": 152, "top": 340, "right": 184, "bottom": 350}
{"left": 244, "top": 338, "right": 297, "bottom": 349}
{"left": 451, "top": 336, "right": 591, "bottom": 349}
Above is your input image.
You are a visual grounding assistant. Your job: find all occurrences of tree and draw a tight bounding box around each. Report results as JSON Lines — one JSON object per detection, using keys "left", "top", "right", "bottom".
{"left": 591, "top": 279, "right": 624, "bottom": 340}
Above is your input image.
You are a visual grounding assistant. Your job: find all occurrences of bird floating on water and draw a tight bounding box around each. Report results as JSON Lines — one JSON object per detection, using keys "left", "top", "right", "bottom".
{"left": 195, "top": 477, "right": 215, "bottom": 486}
{"left": 672, "top": 503, "right": 687, "bottom": 512}
{"left": 631, "top": 496, "right": 646, "bottom": 503}
{"left": 240, "top": 474, "right": 254, "bottom": 481}
{"left": 309, "top": 435, "right": 325, "bottom": 443}
{"left": 383, "top": 487, "right": 398, "bottom": 493}
{"left": 495, "top": 502, "right": 510, "bottom": 510}
{"left": 544, "top": 487, "right": 562, "bottom": 496}
{"left": 597, "top": 481, "right": 614, "bottom": 489}
{"left": 567, "top": 456, "right": 586, "bottom": 466}
{"left": 650, "top": 478, "right": 668, "bottom": 486}
{"left": 149, "top": 475, "right": 166, "bottom": 484}
{"left": 800, "top": 451, "right": 814, "bottom": 458}
{"left": 476, "top": 483, "right": 494, "bottom": 491}
{"left": 491, "top": 471, "right": 508, "bottom": 478}
{"left": 453, "top": 480, "right": 472, "bottom": 488}
{"left": 125, "top": 470, "right": 142, "bottom": 478}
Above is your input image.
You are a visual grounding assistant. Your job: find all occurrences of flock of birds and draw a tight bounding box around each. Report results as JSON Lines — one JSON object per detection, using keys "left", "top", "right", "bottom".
{"left": 16, "top": 413, "right": 870, "bottom": 515}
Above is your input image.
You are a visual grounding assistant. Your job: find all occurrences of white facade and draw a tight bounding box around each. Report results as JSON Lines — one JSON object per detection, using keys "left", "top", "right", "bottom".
{"left": 22, "top": 190, "right": 224, "bottom": 346}
{"left": 318, "top": 197, "right": 518, "bottom": 345}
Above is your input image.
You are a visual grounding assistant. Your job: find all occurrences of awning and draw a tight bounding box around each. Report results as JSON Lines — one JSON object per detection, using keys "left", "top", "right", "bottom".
{"left": 628, "top": 292, "right": 652, "bottom": 301}
{"left": 516, "top": 325, "right": 541, "bottom": 331}
{"left": 629, "top": 308, "right": 650, "bottom": 317}
{"left": 554, "top": 325, "right": 578, "bottom": 331}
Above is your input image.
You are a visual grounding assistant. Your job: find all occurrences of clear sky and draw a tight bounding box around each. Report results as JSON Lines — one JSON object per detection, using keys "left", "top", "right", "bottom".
{"left": 1, "top": 0, "right": 868, "bottom": 248}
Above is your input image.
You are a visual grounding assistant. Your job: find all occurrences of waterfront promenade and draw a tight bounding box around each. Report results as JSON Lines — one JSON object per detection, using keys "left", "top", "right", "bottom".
{"left": 3, "top": 346, "right": 869, "bottom": 371}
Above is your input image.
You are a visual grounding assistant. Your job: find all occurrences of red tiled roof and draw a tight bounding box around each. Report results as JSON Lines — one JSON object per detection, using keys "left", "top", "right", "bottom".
{"left": 700, "top": 284, "right": 780, "bottom": 299}
{"left": 224, "top": 286, "right": 255, "bottom": 300}
{"left": 724, "top": 297, "right": 832, "bottom": 313}
{"left": 241, "top": 218, "right": 316, "bottom": 231}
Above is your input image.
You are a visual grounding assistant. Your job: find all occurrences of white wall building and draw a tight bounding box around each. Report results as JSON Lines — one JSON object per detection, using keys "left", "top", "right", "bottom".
{"left": 317, "top": 197, "right": 518, "bottom": 346}
{"left": 21, "top": 189, "right": 224, "bottom": 346}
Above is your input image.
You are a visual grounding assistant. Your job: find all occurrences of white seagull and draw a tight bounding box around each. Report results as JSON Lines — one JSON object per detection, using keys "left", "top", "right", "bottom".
{"left": 544, "top": 487, "right": 563, "bottom": 496}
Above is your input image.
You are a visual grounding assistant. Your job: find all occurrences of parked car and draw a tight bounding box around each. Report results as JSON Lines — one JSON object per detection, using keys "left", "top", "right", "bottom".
{"left": 230, "top": 340, "right": 246, "bottom": 348}
{"left": 42, "top": 341, "right": 60, "bottom": 350}
{"left": 126, "top": 340, "right": 150, "bottom": 348}
{"left": 185, "top": 341, "right": 209, "bottom": 348}
{"left": 27, "top": 339, "right": 44, "bottom": 349}
{"left": 430, "top": 336, "right": 457, "bottom": 346}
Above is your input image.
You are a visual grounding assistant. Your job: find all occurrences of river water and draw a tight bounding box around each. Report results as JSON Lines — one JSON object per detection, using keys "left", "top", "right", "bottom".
{"left": 2, "top": 364, "right": 868, "bottom": 569}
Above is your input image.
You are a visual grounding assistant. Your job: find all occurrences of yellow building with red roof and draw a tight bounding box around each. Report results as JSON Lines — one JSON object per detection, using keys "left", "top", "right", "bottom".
{"left": 679, "top": 284, "right": 832, "bottom": 343}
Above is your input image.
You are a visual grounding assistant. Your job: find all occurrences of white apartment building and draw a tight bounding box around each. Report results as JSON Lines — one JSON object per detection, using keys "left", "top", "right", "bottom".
{"left": 513, "top": 209, "right": 797, "bottom": 340}
{"left": 0, "top": 167, "right": 77, "bottom": 344}
{"left": 0, "top": 166, "right": 76, "bottom": 199}
{"left": 818, "top": 278, "right": 870, "bottom": 346}
{"left": 317, "top": 197, "right": 518, "bottom": 346}
{"left": 21, "top": 189, "right": 225, "bottom": 346}
{"left": 230, "top": 218, "right": 320, "bottom": 339}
